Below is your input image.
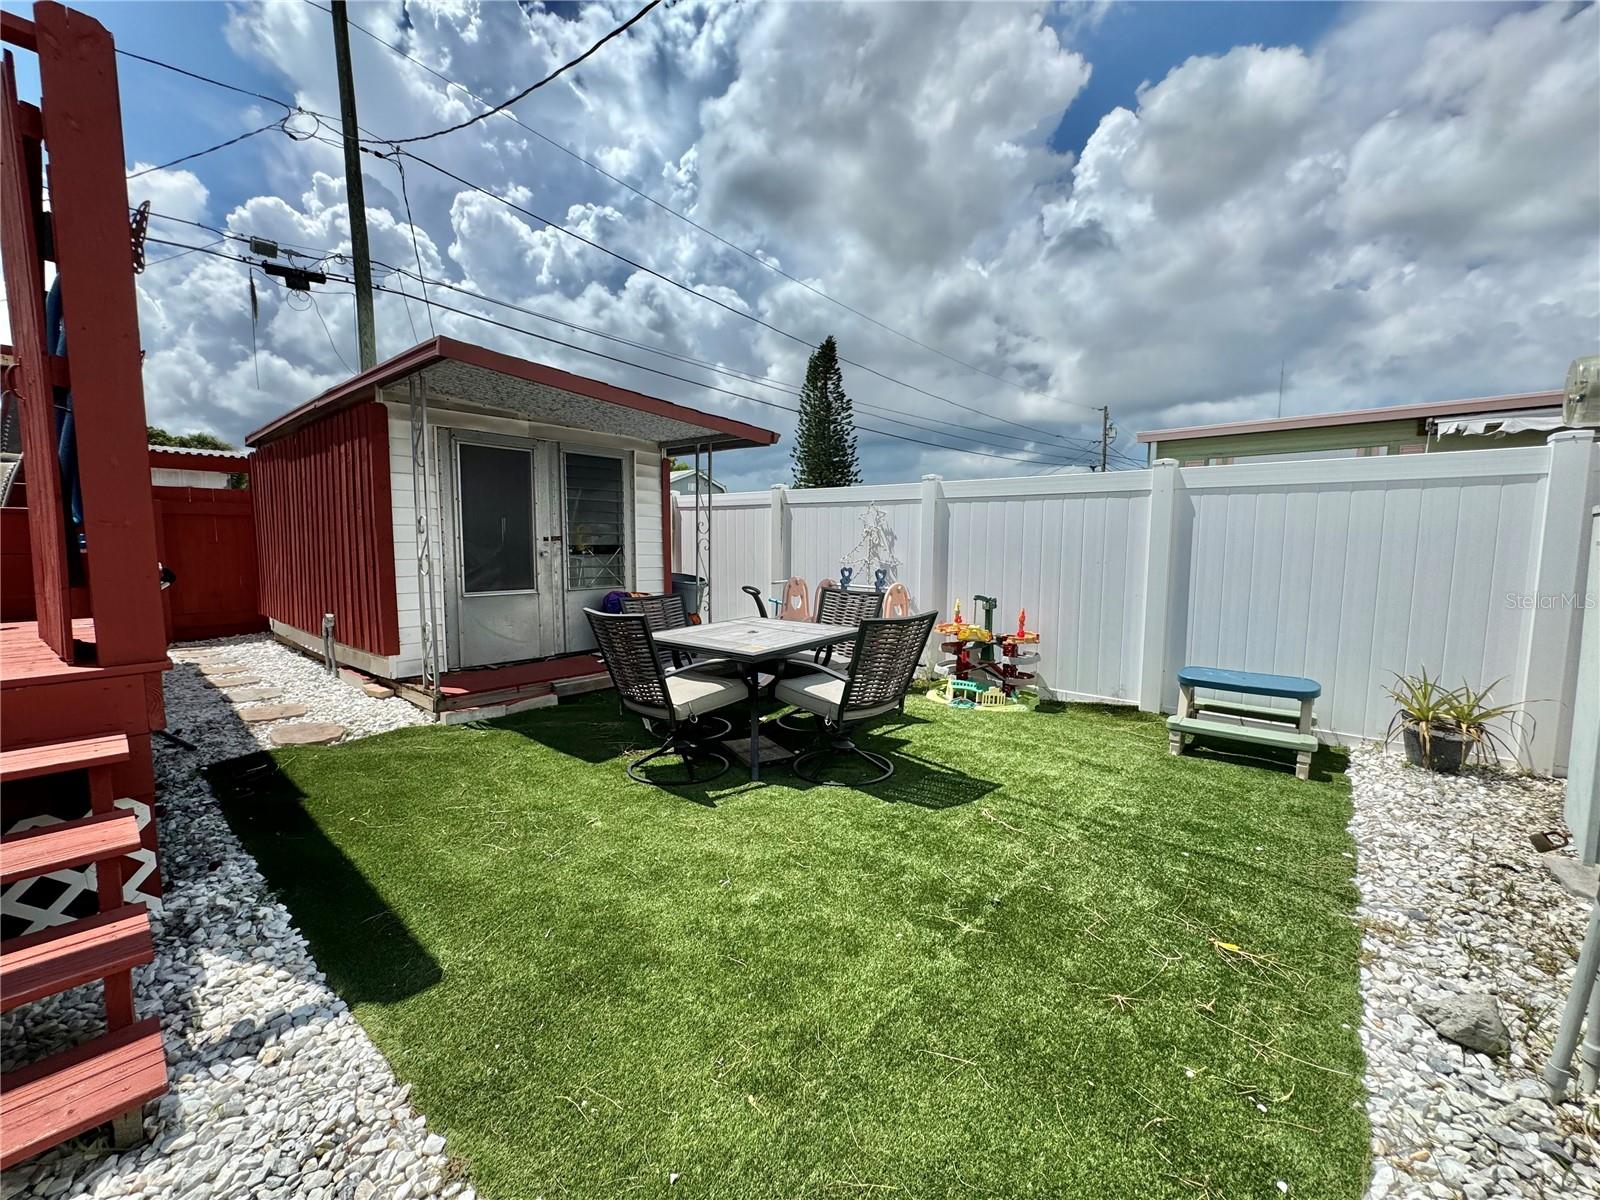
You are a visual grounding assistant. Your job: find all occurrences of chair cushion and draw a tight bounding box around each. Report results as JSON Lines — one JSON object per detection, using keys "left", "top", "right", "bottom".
{"left": 664, "top": 671, "right": 746, "bottom": 720}
{"left": 774, "top": 672, "right": 897, "bottom": 722}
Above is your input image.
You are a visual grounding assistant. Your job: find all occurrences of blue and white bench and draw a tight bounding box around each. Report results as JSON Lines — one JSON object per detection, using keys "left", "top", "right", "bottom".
{"left": 1167, "top": 666, "right": 1321, "bottom": 780}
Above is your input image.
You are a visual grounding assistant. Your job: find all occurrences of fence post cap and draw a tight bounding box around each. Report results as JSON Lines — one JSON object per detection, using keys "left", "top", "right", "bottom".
{"left": 1151, "top": 457, "right": 1180, "bottom": 468}
{"left": 921, "top": 473, "right": 944, "bottom": 482}
{"left": 1549, "top": 429, "right": 1596, "bottom": 445}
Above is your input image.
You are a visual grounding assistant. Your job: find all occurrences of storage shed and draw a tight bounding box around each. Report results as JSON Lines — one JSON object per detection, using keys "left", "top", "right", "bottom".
{"left": 246, "top": 337, "right": 778, "bottom": 713}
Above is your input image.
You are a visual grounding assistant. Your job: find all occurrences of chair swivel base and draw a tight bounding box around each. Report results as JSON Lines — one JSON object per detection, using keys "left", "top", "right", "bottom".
{"left": 774, "top": 709, "right": 821, "bottom": 733}
{"left": 646, "top": 713, "right": 734, "bottom": 742}
{"left": 628, "top": 738, "right": 731, "bottom": 786}
{"left": 791, "top": 736, "right": 894, "bottom": 786}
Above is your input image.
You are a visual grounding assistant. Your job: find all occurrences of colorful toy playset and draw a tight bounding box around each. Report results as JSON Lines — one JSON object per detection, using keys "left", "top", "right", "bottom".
{"left": 929, "top": 594, "right": 1041, "bottom": 710}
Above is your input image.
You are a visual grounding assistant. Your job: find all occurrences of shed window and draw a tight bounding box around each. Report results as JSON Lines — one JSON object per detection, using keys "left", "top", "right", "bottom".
{"left": 458, "top": 443, "right": 535, "bottom": 593}
{"left": 565, "top": 453, "right": 626, "bottom": 590}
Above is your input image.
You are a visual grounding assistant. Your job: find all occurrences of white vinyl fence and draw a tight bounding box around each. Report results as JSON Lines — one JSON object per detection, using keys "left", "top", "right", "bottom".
{"left": 674, "top": 433, "right": 1599, "bottom": 774}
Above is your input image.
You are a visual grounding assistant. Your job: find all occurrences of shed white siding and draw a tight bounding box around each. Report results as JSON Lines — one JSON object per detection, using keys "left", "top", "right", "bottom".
{"left": 382, "top": 398, "right": 667, "bottom": 679}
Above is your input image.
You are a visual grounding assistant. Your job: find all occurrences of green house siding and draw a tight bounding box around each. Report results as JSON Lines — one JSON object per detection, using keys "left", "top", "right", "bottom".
{"left": 1147, "top": 418, "right": 1554, "bottom": 464}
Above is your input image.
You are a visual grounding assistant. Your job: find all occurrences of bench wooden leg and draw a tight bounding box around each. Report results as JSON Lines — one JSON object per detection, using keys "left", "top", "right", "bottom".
{"left": 111, "top": 1105, "right": 146, "bottom": 1149}
{"left": 1295, "top": 698, "right": 1315, "bottom": 780}
{"left": 1171, "top": 683, "right": 1194, "bottom": 755}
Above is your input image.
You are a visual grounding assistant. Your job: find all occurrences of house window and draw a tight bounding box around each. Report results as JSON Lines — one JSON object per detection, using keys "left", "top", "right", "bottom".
{"left": 458, "top": 443, "right": 536, "bottom": 594}
{"left": 565, "top": 453, "right": 627, "bottom": 590}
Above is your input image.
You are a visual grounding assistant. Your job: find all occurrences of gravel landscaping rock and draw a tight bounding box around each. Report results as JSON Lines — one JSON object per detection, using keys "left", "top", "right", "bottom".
{"left": 1415, "top": 991, "right": 1511, "bottom": 1057}
{"left": 1352, "top": 746, "right": 1600, "bottom": 1198}
{"left": 1, "top": 634, "right": 445, "bottom": 1199}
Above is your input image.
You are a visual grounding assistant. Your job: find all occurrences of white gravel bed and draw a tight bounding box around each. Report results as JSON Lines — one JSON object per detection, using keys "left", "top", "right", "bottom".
{"left": 166, "top": 633, "right": 430, "bottom": 755}
{"left": 2, "top": 635, "right": 456, "bottom": 1200}
{"left": 1352, "top": 745, "right": 1600, "bottom": 1199}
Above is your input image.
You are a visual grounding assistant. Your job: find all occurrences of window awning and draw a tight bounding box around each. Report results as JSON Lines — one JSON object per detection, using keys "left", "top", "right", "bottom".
{"left": 1432, "top": 412, "right": 1566, "bottom": 437}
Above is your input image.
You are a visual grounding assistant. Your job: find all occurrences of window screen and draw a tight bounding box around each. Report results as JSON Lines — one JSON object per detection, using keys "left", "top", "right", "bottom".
{"left": 565, "top": 453, "right": 626, "bottom": 590}
{"left": 458, "top": 443, "right": 535, "bottom": 593}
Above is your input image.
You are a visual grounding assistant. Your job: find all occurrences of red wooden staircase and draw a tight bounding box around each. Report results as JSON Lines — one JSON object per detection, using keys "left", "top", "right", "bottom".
{"left": 0, "top": 734, "right": 168, "bottom": 1168}
{"left": 1, "top": 1, "right": 176, "bottom": 1170}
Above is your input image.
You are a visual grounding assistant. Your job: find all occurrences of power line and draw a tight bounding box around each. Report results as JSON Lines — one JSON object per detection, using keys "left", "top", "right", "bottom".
{"left": 370, "top": 260, "right": 1102, "bottom": 462}
{"left": 308, "top": 0, "right": 1094, "bottom": 419}
{"left": 114, "top": 45, "right": 1106, "bottom": 439}
{"left": 384, "top": 144, "right": 1092, "bottom": 445}
{"left": 115, "top": 48, "right": 298, "bottom": 110}
{"left": 364, "top": 280, "right": 1096, "bottom": 467}
{"left": 142, "top": 236, "right": 226, "bottom": 267}
{"left": 141, "top": 236, "right": 1095, "bottom": 470}
{"left": 309, "top": 292, "right": 353, "bottom": 374}
{"left": 383, "top": 0, "right": 661, "bottom": 146}
{"left": 127, "top": 118, "right": 286, "bottom": 179}
{"left": 139, "top": 206, "right": 1103, "bottom": 463}
{"left": 377, "top": 148, "right": 434, "bottom": 336}
{"left": 113, "top": 47, "right": 370, "bottom": 141}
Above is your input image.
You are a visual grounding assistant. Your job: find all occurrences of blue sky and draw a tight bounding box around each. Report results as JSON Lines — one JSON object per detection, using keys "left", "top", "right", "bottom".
{"left": 1048, "top": 1, "right": 1345, "bottom": 156}
{"left": 7, "top": 1, "right": 1353, "bottom": 212}
{"left": 2, "top": 1, "right": 1593, "bottom": 487}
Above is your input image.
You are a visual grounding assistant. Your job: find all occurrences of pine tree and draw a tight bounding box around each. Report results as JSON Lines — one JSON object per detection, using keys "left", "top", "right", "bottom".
{"left": 791, "top": 336, "right": 862, "bottom": 488}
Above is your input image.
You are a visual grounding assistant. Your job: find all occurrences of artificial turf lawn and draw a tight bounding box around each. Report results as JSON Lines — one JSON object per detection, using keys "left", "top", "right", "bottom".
{"left": 224, "top": 693, "right": 1368, "bottom": 1200}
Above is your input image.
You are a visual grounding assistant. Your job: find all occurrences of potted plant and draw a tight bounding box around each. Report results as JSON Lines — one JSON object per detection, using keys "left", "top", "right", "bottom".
{"left": 1385, "top": 669, "right": 1523, "bottom": 774}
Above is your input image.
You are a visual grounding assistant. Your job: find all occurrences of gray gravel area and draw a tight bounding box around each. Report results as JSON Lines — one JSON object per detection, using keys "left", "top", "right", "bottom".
{"left": 2, "top": 635, "right": 454, "bottom": 1200}
{"left": 1353, "top": 746, "right": 1600, "bottom": 1198}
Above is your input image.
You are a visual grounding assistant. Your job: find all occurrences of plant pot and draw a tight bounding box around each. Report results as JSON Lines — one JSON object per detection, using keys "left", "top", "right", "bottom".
{"left": 1402, "top": 721, "right": 1471, "bottom": 774}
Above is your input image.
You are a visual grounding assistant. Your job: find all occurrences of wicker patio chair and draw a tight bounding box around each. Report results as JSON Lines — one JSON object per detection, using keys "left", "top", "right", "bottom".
{"left": 807, "top": 586, "right": 885, "bottom": 666}
{"left": 774, "top": 586, "right": 887, "bottom": 730}
{"left": 775, "top": 611, "right": 937, "bottom": 785}
{"left": 586, "top": 609, "right": 745, "bottom": 785}
{"left": 622, "top": 592, "right": 740, "bottom": 699}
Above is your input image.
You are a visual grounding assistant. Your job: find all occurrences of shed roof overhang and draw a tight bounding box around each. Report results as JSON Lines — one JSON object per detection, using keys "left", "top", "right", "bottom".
{"left": 246, "top": 336, "right": 781, "bottom": 454}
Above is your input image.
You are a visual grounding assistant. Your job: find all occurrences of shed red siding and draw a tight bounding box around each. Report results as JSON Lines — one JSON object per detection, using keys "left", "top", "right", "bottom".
{"left": 252, "top": 401, "right": 399, "bottom": 657}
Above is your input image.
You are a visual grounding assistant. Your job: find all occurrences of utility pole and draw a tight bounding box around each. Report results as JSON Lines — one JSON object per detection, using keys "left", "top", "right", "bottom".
{"left": 330, "top": 0, "right": 376, "bottom": 370}
{"left": 1099, "top": 405, "right": 1111, "bottom": 472}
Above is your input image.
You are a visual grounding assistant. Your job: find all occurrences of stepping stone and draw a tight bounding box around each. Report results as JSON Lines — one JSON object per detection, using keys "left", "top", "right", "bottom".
{"left": 210, "top": 675, "right": 261, "bottom": 688}
{"left": 361, "top": 683, "right": 395, "bottom": 699}
{"left": 199, "top": 662, "right": 248, "bottom": 677}
{"left": 269, "top": 722, "right": 346, "bottom": 747}
{"left": 238, "top": 703, "right": 309, "bottom": 724}
{"left": 225, "top": 687, "right": 284, "bottom": 703}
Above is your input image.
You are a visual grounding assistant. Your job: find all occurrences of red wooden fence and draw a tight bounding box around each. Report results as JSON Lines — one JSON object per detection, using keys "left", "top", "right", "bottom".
{"left": 152, "top": 487, "right": 263, "bottom": 640}
{"left": 3, "top": 489, "right": 262, "bottom": 640}
{"left": 1, "top": 507, "right": 39, "bottom": 620}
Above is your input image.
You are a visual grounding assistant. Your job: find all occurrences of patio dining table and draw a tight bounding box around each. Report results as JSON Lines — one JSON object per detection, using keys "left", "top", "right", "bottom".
{"left": 652, "top": 618, "right": 858, "bottom": 781}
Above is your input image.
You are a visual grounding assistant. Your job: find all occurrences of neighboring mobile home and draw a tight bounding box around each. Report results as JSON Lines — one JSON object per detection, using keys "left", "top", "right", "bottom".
{"left": 1137, "top": 389, "right": 1567, "bottom": 465}
{"left": 246, "top": 337, "right": 778, "bottom": 714}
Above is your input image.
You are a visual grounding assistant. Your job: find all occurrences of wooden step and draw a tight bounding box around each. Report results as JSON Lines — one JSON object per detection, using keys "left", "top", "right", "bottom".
{"left": 0, "top": 733, "right": 130, "bottom": 785}
{"left": 1, "top": 906, "right": 153, "bottom": 1013}
{"left": 0, "top": 1018, "right": 166, "bottom": 1169}
{"left": 0, "top": 812, "right": 142, "bottom": 885}
{"left": 1168, "top": 714, "right": 1318, "bottom": 753}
